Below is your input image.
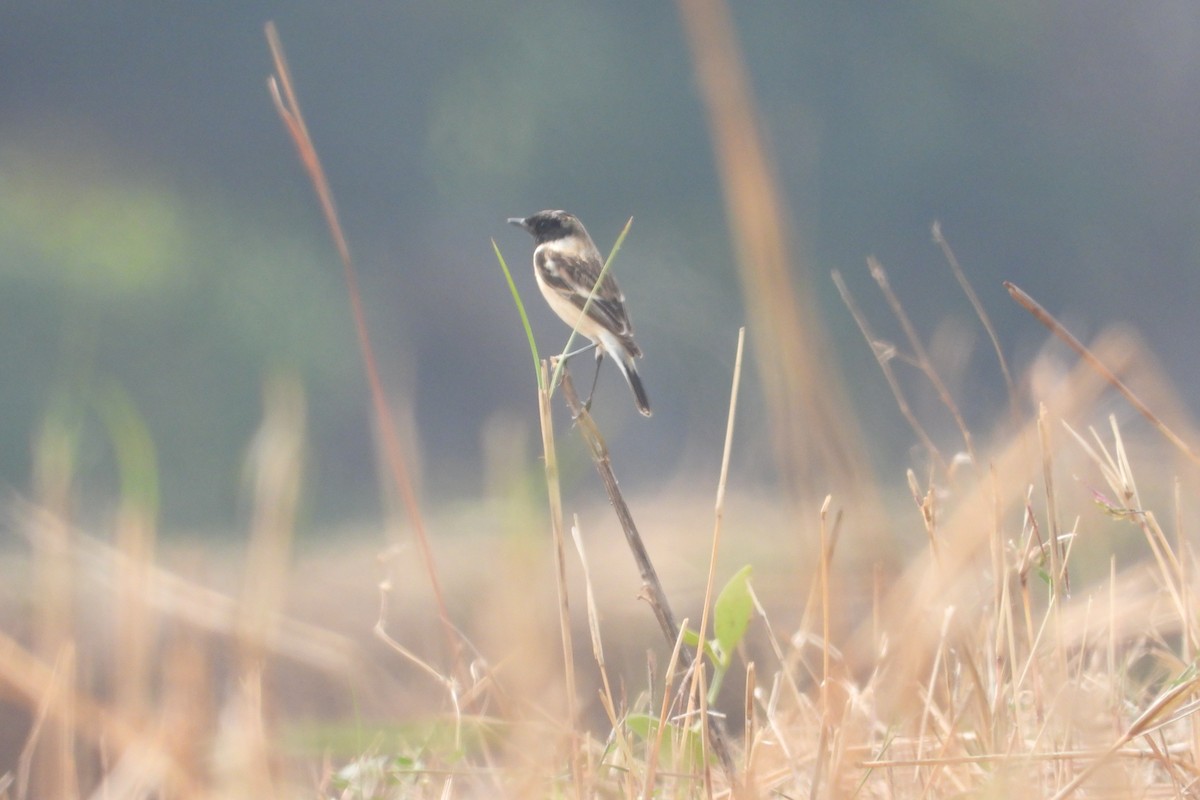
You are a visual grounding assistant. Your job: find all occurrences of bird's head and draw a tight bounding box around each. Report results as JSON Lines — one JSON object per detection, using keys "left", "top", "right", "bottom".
{"left": 507, "top": 210, "right": 585, "bottom": 244}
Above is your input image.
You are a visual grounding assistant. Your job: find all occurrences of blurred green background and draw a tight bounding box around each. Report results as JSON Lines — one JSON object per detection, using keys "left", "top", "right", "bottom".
{"left": 2, "top": 3, "right": 1198, "bottom": 529}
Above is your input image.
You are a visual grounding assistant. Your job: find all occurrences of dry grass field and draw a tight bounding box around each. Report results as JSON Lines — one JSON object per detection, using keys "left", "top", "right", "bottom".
{"left": 5, "top": 316, "right": 1200, "bottom": 800}
{"left": 5, "top": 7, "right": 1200, "bottom": 800}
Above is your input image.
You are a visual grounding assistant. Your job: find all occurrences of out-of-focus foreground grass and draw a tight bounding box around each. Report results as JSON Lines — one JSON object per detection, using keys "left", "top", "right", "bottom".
{"left": 4, "top": 304, "right": 1200, "bottom": 799}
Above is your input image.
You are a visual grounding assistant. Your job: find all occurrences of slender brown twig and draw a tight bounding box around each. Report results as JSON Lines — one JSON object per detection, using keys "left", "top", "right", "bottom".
{"left": 559, "top": 372, "right": 680, "bottom": 644}
{"left": 688, "top": 327, "right": 746, "bottom": 715}
{"left": 832, "top": 269, "right": 947, "bottom": 473}
{"left": 558, "top": 370, "right": 738, "bottom": 785}
{"left": 674, "top": 0, "right": 868, "bottom": 496}
{"left": 537, "top": 359, "right": 581, "bottom": 794}
{"left": 1005, "top": 281, "right": 1200, "bottom": 465}
{"left": 869, "top": 257, "right": 977, "bottom": 466}
{"left": 264, "top": 23, "right": 459, "bottom": 667}
{"left": 932, "top": 222, "right": 1021, "bottom": 427}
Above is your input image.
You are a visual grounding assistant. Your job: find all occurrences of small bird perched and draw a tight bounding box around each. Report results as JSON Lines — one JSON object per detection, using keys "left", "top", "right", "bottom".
{"left": 509, "top": 209, "right": 651, "bottom": 417}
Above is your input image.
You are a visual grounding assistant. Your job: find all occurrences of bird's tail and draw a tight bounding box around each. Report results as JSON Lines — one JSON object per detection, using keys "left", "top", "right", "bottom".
{"left": 597, "top": 331, "right": 651, "bottom": 417}
{"left": 613, "top": 349, "right": 652, "bottom": 417}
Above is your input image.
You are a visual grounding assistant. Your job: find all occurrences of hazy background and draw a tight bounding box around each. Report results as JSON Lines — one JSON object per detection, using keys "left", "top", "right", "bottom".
{"left": 3, "top": 3, "right": 1199, "bottom": 530}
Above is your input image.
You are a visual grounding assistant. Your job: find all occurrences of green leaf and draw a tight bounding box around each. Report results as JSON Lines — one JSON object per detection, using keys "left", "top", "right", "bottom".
{"left": 712, "top": 565, "right": 754, "bottom": 668}
{"left": 623, "top": 714, "right": 706, "bottom": 768}
{"left": 624, "top": 712, "right": 656, "bottom": 741}
{"left": 680, "top": 625, "right": 720, "bottom": 665}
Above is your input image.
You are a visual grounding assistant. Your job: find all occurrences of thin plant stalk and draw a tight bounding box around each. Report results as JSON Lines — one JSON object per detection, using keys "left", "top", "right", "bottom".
{"left": 819, "top": 496, "right": 832, "bottom": 725}
{"left": 570, "top": 517, "right": 639, "bottom": 790}
{"left": 932, "top": 221, "right": 1020, "bottom": 427}
{"left": 688, "top": 327, "right": 746, "bottom": 708}
{"left": 674, "top": 0, "right": 869, "bottom": 495}
{"left": 537, "top": 358, "right": 581, "bottom": 794}
{"left": 96, "top": 381, "right": 158, "bottom": 726}
{"left": 559, "top": 374, "right": 681, "bottom": 644}
{"left": 29, "top": 406, "right": 78, "bottom": 797}
{"left": 559, "top": 371, "right": 737, "bottom": 781}
{"left": 1038, "top": 404, "right": 1064, "bottom": 602}
{"left": 492, "top": 240, "right": 541, "bottom": 379}
{"left": 869, "top": 256, "right": 976, "bottom": 466}
{"left": 264, "top": 23, "right": 457, "bottom": 668}
{"left": 743, "top": 661, "right": 756, "bottom": 781}
{"left": 833, "top": 269, "right": 947, "bottom": 474}
{"left": 1006, "top": 280, "right": 1200, "bottom": 464}
{"left": 643, "top": 618, "right": 690, "bottom": 799}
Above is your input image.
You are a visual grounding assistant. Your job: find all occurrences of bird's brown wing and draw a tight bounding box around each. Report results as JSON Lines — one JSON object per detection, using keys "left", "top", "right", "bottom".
{"left": 538, "top": 249, "right": 638, "bottom": 346}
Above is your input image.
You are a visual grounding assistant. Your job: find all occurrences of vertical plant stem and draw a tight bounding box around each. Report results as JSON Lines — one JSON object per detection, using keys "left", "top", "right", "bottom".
{"left": 96, "top": 381, "right": 158, "bottom": 726}
{"left": 674, "top": 0, "right": 870, "bottom": 496}
{"left": 743, "top": 660, "right": 756, "bottom": 782}
{"left": 1038, "top": 404, "right": 1062, "bottom": 603}
{"left": 869, "top": 257, "right": 976, "bottom": 466}
{"left": 819, "top": 495, "right": 832, "bottom": 725}
{"left": 559, "top": 371, "right": 737, "bottom": 783}
{"left": 833, "top": 269, "right": 948, "bottom": 474}
{"left": 644, "top": 620, "right": 690, "bottom": 798}
{"left": 690, "top": 327, "right": 746, "bottom": 711}
{"left": 560, "top": 374, "right": 680, "bottom": 643}
{"left": 265, "top": 23, "right": 458, "bottom": 669}
{"left": 537, "top": 360, "right": 581, "bottom": 794}
{"left": 29, "top": 411, "right": 77, "bottom": 798}
{"left": 932, "top": 221, "right": 1021, "bottom": 428}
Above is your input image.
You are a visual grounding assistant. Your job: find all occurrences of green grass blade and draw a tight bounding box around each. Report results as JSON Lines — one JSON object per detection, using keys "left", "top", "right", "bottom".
{"left": 492, "top": 238, "right": 542, "bottom": 386}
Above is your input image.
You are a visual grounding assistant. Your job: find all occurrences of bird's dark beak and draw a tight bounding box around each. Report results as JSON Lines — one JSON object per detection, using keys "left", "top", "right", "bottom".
{"left": 507, "top": 216, "right": 529, "bottom": 231}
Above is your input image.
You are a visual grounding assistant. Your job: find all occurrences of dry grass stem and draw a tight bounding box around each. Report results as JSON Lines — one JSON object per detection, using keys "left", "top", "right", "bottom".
{"left": 1006, "top": 280, "right": 1200, "bottom": 464}
{"left": 833, "top": 269, "right": 947, "bottom": 473}
{"left": 743, "top": 661, "right": 756, "bottom": 781}
{"left": 688, "top": 326, "right": 746, "bottom": 762}
{"left": 536, "top": 359, "right": 581, "bottom": 792}
{"left": 559, "top": 372, "right": 681, "bottom": 648}
{"left": 373, "top": 583, "right": 464, "bottom": 752}
{"left": 869, "top": 256, "right": 976, "bottom": 466}
{"left": 675, "top": 0, "right": 871, "bottom": 498}
{"left": 559, "top": 369, "right": 738, "bottom": 782}
{"left": 644, "top": 618, "right": 691, "bottom": 798}
{"left": 1037, "top": 403, "right": 1066, "bottom": 599}
{"left": 238, "top": 376, "right": 304, "bottom": 665}
{"left": 818, "top": 495, "right": 832, "bottom": 726}
{"left": 932, "top": 221, "right": 1020, "bottom": 426}
{"left": 265, "top": 22, "right": 458, "bottom": 669}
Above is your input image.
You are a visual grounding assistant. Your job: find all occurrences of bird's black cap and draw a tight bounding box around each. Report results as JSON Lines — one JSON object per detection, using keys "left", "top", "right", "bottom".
{"left": 507, "top": 210, "right": 582, "bottom": 244}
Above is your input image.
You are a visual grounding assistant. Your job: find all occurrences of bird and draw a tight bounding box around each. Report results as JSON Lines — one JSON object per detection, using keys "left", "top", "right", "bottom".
{"left": 508, "top": 209, "right": 651, "bottom": 417}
